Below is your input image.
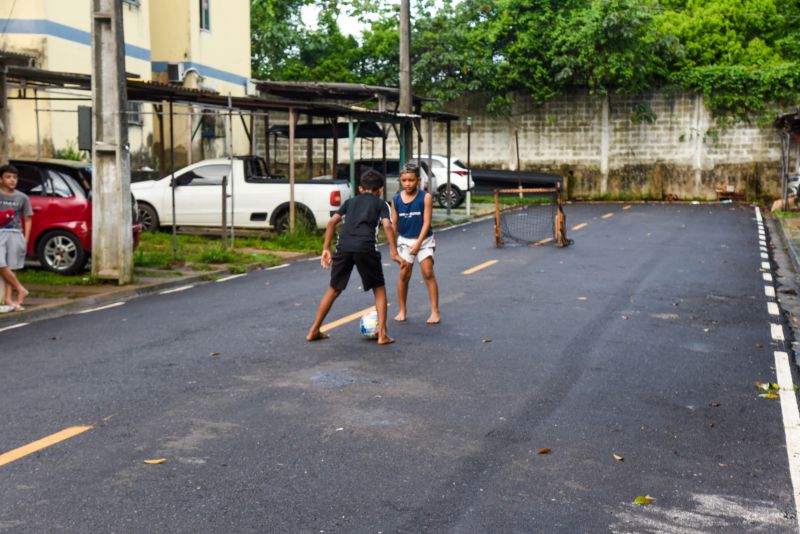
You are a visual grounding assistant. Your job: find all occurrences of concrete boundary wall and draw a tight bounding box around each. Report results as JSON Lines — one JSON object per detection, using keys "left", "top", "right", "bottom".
{"left": 256, "top": 90, "right": 785, "bottom": 200}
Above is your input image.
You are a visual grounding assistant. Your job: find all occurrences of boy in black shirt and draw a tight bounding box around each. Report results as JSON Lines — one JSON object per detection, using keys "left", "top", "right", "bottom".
{"left": 307, "top": 170, "right": 402, "bottom": 344}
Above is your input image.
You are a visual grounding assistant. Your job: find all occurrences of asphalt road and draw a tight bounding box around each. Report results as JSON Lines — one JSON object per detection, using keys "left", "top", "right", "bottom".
{"left": 0, "top": 203, "right": 797, "bottom": 533}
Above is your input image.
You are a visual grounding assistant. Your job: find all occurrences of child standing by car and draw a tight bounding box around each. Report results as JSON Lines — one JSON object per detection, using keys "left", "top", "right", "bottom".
{"left": 0, "top": 164, "right": 32, "bottom": 311}
{"left": 307, "top": 169, "right": 402, "bottom": 345}
{"left": 391, "top": 164, "right": 440, "bottom": 324}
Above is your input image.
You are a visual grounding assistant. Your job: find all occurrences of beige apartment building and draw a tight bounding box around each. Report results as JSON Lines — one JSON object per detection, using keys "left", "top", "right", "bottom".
{"left": 0, "top": 0, "right": 251, "bottom": 172}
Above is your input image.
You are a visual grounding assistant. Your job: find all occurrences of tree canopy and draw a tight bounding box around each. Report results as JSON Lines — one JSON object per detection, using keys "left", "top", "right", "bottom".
{"left": 250, "top": 0, "right": 800, "bottom": 119}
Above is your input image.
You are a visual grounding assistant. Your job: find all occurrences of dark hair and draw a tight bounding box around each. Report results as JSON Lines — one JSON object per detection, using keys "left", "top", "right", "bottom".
{"left": 0, "top": 164, "right": 19, "bottom": 176}
{"left": 360, "top": 169, "right": 385, "bottom": 191}
{"left": 400, "top": 163, "right": 419, "bottom": 177}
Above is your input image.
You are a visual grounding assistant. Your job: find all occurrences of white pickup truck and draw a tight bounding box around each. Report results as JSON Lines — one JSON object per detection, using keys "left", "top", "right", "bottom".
{"left": 131, "top": 156, "right": 352, "bottom": 232}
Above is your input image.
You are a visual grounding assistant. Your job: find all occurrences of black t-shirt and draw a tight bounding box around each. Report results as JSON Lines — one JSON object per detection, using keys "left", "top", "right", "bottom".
{"left": 335, "top": 193, "right": 391, "bottom": 253}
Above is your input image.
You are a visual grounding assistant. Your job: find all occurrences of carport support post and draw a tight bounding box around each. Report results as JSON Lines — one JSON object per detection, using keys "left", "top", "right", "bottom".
{"left": 169, "top": 98, "right": 177, "bottom": 254}
{"left": 289, "top": 107, "right": 296, "bottom": 232}
{"left": 91, "top": 0, "right": 133, "bottom": 284}
{"left": 446, "top": 119, "right": 452, "bottom": 217}
{"left": 348, "top": 117, "right": 356, "bottom": 195}
{"left": 466, "top": 116, "right": 472, "bottom": 216}
{"left": 427, "top": 117, "right": 433, "bottom": 193}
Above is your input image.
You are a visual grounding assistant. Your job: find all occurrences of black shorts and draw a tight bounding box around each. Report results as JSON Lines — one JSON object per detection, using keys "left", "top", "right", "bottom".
{"left": 330, "top": 250, "right": 385, "bottom": 292}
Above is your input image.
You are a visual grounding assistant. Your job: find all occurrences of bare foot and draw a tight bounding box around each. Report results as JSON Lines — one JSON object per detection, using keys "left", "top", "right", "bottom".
{"left": 394, "top": 311, "right": 406, "bottom": 322}
{"left": 426, "top": 312, "right": 441, "bottom": 324}
{"left": 306, "top": 331, "right": 330, "bottom": 342}
{"left": 377, "top": 336, "right": 395, "bottom": 345}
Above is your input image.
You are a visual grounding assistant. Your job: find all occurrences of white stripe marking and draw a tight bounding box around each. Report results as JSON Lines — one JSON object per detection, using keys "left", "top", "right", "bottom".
{"left": 774, "top": 350, "right": 800, "bottom": 531}
{"left": 771, "top": 323, "right": 785, "bottom": 341}
{"left": 216, "top": 273, "right": 247, "bottom": 282}
{"left": 78, "top": 302, "right": 125, "bottom": 314}
{"left": 764, "top": 273, "right": 773, "bottom": 282}
{"left": 762, "top": 262, "right": 771, "bottom": 270}
{"left": 760, "top": 240, "right": 767, "bottom": 246}
{"left": 761, "top": 252, "right": 769, "bottom": 259}
{"left": 765, "top": 286, "right": 776, "bottom": 298}
{"left": 761, "top": 247, "right": 768, "bottom": 252}
{"left": 0, "top": 322, "right": 28, "bottom": 333}
{"left": 159, "top": 285, "right": 194, "bottom": 295}
{"left": 768, "top": 302, "right": 780, "bottom": 316}
{"left": 267, "top": 264, "right": 290, "bottom": 270}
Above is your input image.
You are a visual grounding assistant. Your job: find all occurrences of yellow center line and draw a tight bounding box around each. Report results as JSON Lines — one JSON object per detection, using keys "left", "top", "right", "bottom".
{"left": 320, "top": 305, "right": 376, "bottom": 333}
{"left": 623, "top": 205, "right": 632, "bottom": 210}
{"left": 463, "top": 259, "right": 498, "bottom": 275}
{"left": 531, "top": 237, "right": 553, "bottom": 247}
{"left": 0, "top": 425, "right": 93, "bottom": 467}
{"left": 602, "top": 213, "right": 614, "bottom": 219}
{"left": 572, "top": 223, "right": 588, "bottom": 231}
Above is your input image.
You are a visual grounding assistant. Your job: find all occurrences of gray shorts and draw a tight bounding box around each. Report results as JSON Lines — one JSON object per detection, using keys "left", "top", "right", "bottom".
{"left": 0, "top": 231, "right": 26, "bottom": 270}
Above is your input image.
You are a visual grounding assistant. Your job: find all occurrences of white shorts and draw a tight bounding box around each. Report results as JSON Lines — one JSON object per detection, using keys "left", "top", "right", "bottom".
{"left": 0, "top": 231, "right": 26, "bottom": 270}
{"left": 397, "top": 234, "right": 435, "bottom": 264}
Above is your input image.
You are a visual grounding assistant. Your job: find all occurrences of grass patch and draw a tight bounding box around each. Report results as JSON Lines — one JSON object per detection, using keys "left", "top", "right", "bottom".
{"left": 17, "top": 270, "right": 109, "bottom": 286}
{"left": 773, "top": 210, "right": 800, "bottom": 218}
{"left": 134, "top": 231, "right": 285, "bottom": 271}
{"left": 236, "top": 229, "right": 323, "bottom": 253}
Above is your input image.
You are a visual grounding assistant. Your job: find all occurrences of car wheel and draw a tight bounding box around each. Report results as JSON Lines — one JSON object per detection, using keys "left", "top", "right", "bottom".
{"left": 274, "top": 208, "right": 316, "bottom": 234}
{"left": 436, "top": 185, "right": 463, "bottom": 209}
{"left": 36, "top": 230, "right": 87, "bottom": 275}
{"left": 137, "top": 203, "right": 160, "bottom": 232}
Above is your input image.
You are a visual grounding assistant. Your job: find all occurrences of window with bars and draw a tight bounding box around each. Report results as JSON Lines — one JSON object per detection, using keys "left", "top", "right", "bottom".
{"left": 127, "top": 102, "right": 143, "bottom": 125}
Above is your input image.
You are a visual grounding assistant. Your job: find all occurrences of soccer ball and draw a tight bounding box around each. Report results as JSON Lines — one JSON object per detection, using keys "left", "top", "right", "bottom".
{"left": 359, "top": 310, "right": 379, "bottom": 339}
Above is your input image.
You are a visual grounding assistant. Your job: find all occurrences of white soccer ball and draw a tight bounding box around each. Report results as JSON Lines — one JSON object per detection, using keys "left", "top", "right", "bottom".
{"left": 360, "top": 310, "right": 379, "bottom": 339}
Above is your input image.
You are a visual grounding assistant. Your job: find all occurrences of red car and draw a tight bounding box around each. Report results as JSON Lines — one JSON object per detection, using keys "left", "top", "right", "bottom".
{"left": 11, "top": 159, "right": 142, "bottom": 275}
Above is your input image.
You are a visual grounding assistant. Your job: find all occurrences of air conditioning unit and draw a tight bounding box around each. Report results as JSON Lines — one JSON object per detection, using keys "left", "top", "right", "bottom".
{"left": 167, "top": 62, "right": 185, "bottom": 83}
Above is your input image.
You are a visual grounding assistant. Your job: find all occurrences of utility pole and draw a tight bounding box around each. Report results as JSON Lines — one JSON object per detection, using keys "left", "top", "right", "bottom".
{"left": 91, "top": 0, "right": 132, "bottom": 284}
{"left": 399, "top": 0, "right": 413, "bottom": 164}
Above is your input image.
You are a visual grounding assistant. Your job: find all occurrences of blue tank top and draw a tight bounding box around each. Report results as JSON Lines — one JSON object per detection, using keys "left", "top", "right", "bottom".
{"left": 393, "top": 190, "right": 432, "bottom": 239}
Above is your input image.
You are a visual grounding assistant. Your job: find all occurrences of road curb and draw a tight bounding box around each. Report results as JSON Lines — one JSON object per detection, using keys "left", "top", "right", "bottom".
{"left": 0, "top": 253, "right": 316, "bottom": 329}
{"left": 774, "top": 214, "right": 800, "bottom": 275}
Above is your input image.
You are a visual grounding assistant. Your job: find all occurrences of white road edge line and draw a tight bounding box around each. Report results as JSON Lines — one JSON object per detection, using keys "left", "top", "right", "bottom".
{"left": 0, "top": 322, "right": 29, "bottom": 333}
{"left": 766, "top": 285, "right": 776, "bottom": 298}
{"left": 762, "top": 262, "right": 771, "bottom": 270}
{"left": 768, "top": 302, "right": 780, "bottom": 316}
{"left": 78, "top": 302, "right": 125, "bottom": 314}
{"left": 267, "top": 264, "right": 290, "bottom": 270}
{"left": 159, "top": 285, "right": 194, "bottom": 295}
{"left": 771, "top": 323, "right": 785, "bottom": 342}
{"left": 761, "top": 252, "right": 770, "bottom": 259}
{"left": 774, "top": 350, "right": 800, "bottom": 531}
{"left": 216, "top": 273, "right": 247, "bottom": 282}
{"left": 764, "top": 273, "right": 773, "bottom": 282}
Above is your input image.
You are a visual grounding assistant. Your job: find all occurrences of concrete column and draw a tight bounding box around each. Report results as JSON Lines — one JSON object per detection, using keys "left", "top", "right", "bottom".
{"left": 600, "top": 94, "right": 610, "bottom": 194}
{"left": 692, "top": 94, "right": 708, "bottom": 195}
{"left": 0, "top": 63, "right": 7, "bottom": 165}
{"left": 91, "top": 0, "right": 132, "bottom": 283}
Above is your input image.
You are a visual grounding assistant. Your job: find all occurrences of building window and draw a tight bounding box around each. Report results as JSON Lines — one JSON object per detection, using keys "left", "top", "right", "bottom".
{"left": 200, "top": 0, "right": 210, "bottom": 31}
{"left": 122, "top": 0, "right": 140, "bottom": 6}
{"left": 127, "top": 102, "right": 143, "bottom": 126}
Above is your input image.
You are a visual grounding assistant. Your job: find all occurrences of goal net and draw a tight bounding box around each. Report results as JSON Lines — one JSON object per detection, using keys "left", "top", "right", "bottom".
{"left": 494, "top": 187, "right": 572, "bottom": 248}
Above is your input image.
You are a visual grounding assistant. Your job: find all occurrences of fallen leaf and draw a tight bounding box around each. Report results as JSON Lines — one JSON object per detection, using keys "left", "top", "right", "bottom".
{"left": 755, "top": 381, "right": 769, "bottom": 391}
{"left": 634, "top": 495, "right": 654, "bottom": 505}
{"left": 613, "top": 453, "right": 624, "bottom": 462}
{"left": 621, "top": 315, "right": 629, "bottom": 320}
{"left": 755, "top": 343, "right": 764, "bottom": 348}
{"left": 703, "top": 328, "right": 710, "bottom": 333}
{"left": 758, "top": 393, "right": 779, "bottom": 399}
{"left": 771, "top": 383, "right": 780, "bottom": 391}
{"left": 537, "top": 448, "right": 551, "bottom": 455}
{"left": 708, "top": 401, "right": 721, "bottom": 408}
{"left": 577, "top": 297, "right": 588, "bottom": 301}
{"left": 144, "top": 458, "right": 166, "bottom": 465}
{"left": 210, "top": 352, "right": 220, "bottom": 357}
{"left": 482, "top": 338, "right": 492, "bottom": 343}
